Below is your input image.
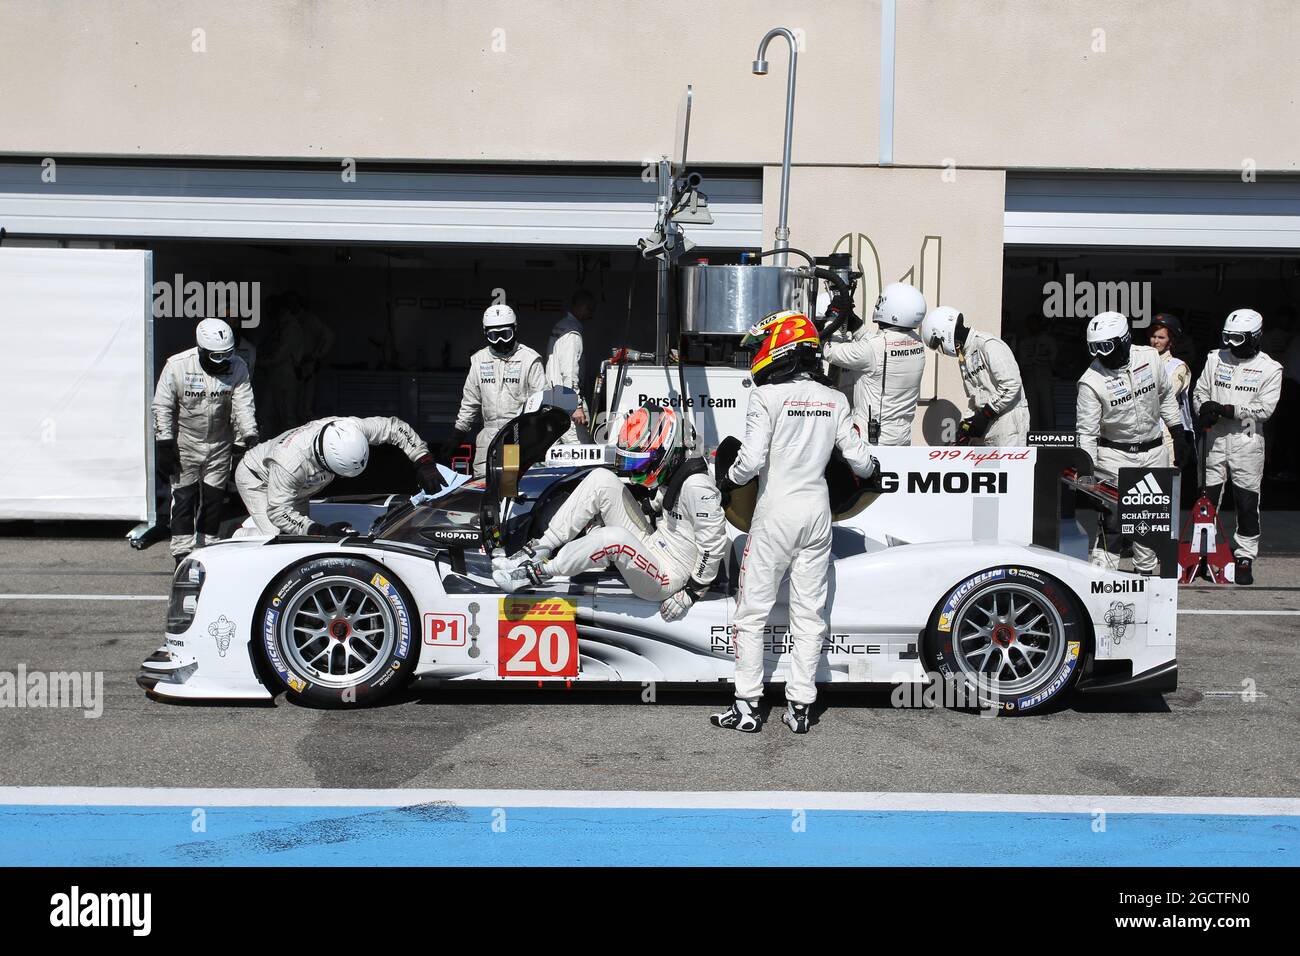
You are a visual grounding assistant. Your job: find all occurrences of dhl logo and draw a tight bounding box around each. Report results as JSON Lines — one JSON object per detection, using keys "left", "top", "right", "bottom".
{"left": 500, "top": 597, "right": 575, "bottom": 621}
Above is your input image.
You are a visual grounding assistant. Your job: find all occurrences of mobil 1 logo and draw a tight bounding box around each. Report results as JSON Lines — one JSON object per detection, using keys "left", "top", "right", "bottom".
{"left": 1117, "top": 466, "right": 1179, "bottom": 573}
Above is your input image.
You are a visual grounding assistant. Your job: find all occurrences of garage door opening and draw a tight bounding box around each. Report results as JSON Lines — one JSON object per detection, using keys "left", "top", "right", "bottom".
{"left": 1003, "top": 247, "right": 1300, "bottom": 509}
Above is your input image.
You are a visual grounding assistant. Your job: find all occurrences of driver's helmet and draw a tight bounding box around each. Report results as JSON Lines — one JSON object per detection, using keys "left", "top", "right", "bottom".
{"left": 615, "top": 405, "right": 684, "bottom": 491}
{"left": 741, "top": 310, "right": 820, "bottom": 386}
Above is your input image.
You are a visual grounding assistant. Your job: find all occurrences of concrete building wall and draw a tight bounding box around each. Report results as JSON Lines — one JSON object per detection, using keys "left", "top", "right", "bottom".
{"left": 2, "top": 0, "right": 1294, "bottom": 172}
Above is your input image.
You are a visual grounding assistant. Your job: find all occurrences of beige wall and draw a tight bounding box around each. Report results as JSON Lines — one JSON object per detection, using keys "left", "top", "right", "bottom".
{"left": 2, "top": 1, "right": 1295, "bottom": 171}
{"left": 0, "top": 0, "right": 879, "bottom": 164}
{"left": 765, "top": 165, "right": 1007, "bottom": 440}
{"left": 894, "top": 0, "right": 1300, "bottom": 172}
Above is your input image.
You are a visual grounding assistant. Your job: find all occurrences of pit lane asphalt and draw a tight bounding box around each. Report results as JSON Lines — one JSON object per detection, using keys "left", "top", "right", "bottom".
{"left": 0, "top": 537, "right": 1296, "bottom": 797}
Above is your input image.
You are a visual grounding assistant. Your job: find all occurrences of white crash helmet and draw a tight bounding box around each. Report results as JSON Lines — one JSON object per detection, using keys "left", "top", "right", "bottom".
{"left": 1086, "top": 311, "right": 1129, "bottom": 343}
{"left": 196, "top": 318, "right": 235, "bottom": 354}
{"left": 1223, "top": 308, "right": 1263, "bottom": 336}
{"left": 317, "top": 419, "right": 370, "bottom": 477}
{"left": 921, "top": 306, "right": 963, "bottom": 356}
{"left": 483, "top": 304, "right": 517, "bottom": 329}
{"left": 872, "top": 282, "right": 927, "bottom": 330}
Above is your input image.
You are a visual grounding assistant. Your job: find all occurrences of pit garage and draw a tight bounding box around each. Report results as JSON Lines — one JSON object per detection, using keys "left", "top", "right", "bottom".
{"left": 0, "top": 159, "right": 761, "bottom": 516}
{"left": 1001, "top": 173, "right": 1300, "bottom": 507}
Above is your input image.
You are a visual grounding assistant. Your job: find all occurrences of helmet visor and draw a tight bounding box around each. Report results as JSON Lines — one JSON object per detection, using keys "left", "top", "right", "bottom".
{"left": 485, "top": 327, "right": 515, "bottom": 344}
{"left": 1087, "top": 338, "right": 1117, "bottom": 357}
{"left": 206, "top": 347, "right": 234, "bottom": 363}
{"left": 1222, "top": 331, "right": 1248, "bottom": 348}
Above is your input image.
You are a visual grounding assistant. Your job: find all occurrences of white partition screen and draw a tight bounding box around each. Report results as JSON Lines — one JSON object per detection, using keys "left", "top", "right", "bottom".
{"left": 0, "top": 248, "right": 154, "bottom": 520}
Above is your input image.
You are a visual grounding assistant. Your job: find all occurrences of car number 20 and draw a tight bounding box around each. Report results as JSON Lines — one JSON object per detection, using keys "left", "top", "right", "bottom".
{"left": 497, "top": 598, "right": 579, "bottom": 678}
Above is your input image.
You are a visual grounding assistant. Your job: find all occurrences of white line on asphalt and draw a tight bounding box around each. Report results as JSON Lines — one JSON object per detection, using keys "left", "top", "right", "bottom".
{"left": 0, "top": 594, "right": 167, "bottom": 601}
{"left": 0, "top": 787, "right": 1296, "bottom": 816}
{"left": 1178, "top": 609, "right": 1300, "bottom": 615}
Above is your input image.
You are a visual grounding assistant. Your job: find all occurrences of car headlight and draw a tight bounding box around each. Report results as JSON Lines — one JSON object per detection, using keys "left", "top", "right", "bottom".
{"left": 167, "top": 558, "right": 206, "bottom": 632}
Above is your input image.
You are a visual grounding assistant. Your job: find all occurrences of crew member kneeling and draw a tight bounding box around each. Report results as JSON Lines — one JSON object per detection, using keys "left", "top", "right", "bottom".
{"left": 713, "top": 311, "right": 879, "bottom": 735}
{"left": 236, "top": 416, "right": 443, "bottom": 538}
{"left": 492, "top": 405, "right": 726, "bottom": 623}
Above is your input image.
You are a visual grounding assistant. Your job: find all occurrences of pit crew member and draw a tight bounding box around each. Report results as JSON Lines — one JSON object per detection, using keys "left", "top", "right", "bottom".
{"left": 1192, "top": 308, "right": 1284, "bottom": 585}
{"left": 445, "top": 304, "right": 546, "bottom": 476}
{"left": 920, "top": 306, "right": 1029, "bottom": 445}
{"left": 546, "top": 289, "right": 594, "bottom": 444}
{"left": 236, "top": 416, "right": 442, "bottom": 539}
{"left": 152, "top": 318, "right": 258, "bottom": 563}
{"left": 823, "top": 282, "right": 927, "bottom": 445}
{"left": 713, "top": 311, "right": 879, "bottom": 735}
{"left": 1076, "top": 311, "right": 1187, "bottom": 573}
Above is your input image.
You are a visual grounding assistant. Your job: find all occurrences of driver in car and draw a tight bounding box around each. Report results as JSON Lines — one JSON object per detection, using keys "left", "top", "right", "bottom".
{"left": 492, "top": 404, "right": 726, "bottom": 623}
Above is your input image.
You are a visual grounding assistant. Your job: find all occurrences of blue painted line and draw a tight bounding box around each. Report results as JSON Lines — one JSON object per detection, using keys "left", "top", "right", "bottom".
{"left": 1, "top": 805, "right": 1295, "bottom": 866}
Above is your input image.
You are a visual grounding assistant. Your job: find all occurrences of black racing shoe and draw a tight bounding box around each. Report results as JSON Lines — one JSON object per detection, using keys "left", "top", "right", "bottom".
{"left": 781, "top": 702, "right": 813, "bottom": 734}
{"left": 710, "top": 699, "right": 762, "bottom": 733}
{"left": 1235, "top": 557, "right": 1254, "bottom": 586}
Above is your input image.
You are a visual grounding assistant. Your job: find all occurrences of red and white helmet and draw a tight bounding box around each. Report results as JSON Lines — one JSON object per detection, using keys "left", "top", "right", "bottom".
{"left": 615, "top": 405, "right": 685, "bottom": 491}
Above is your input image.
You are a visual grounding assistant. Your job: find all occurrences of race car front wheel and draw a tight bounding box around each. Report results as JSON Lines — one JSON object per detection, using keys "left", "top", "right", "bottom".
{"left": 256, "top": 556, "right": 418, "bottom": 708}
{"left": 924, "top": 567, "right": 1088, "bottom": 715}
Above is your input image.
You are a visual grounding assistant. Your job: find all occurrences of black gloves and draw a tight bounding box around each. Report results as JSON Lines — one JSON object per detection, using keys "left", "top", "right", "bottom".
{"left": 713, "top": 435, "right": 741, "bottom": 497}
{"left": 307, "top": 521, "right": 354, "bottom": 540}
{"left": 715, "top": 473, "right": 737, "bottom": 495}
{"left": 1197, "top": 401, "right": 1235, "bottom": 431}
{"left": 860, "top": 455, "right": 884, "bottom": 492}
{"left": 1170, "top": 426, "right": 1189, "bottom": 469}
{"left": 955, "top": 407, "right": 997, "bottom": 445}
{"left": 441, "top": 430, "right": 471, "bottom": 463}
{"left": 414, "top": 454, "right": 447, "bottom": 495}
{"left": 156, "top": 438, "right": 179, "bottom": 475}
{"left": 827, "top": 291, "right": 862, "bottom": 333}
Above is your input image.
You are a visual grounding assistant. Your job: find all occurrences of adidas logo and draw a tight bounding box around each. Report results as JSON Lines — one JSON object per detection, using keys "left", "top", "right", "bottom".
{"left": 1122, "top": 472, "right": 1170, "bottom": 506}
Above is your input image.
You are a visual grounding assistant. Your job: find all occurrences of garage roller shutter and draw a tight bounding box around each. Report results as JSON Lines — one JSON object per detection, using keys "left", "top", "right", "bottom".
{"left": 1005, "top": 173, "right": 1300, "bottom": 248}
{"left": 0, "top": 161, "right": 762, "bottom": 248}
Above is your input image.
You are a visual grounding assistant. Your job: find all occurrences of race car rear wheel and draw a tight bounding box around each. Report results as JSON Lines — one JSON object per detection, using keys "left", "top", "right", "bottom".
{"left": 924, "top": 567, "right": 1087, "bottom": 715}
{"left": 256, "top": 556, "right": 418, "bottom": 708}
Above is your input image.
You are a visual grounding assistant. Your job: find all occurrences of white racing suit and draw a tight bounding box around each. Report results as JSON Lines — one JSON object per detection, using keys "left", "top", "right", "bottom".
{"left": 1193, "top": 349, "right": 1283, "bottom": 560}
{"left": 536, "top": 465, "right": 726, "bottom": 601}
{"left": 1076, "top": 345, "right": 1181, "bottom": 572}
{"left": 824, "top": 326, "right": 926, "bottom": 445}
{"left": 727, "top": 375, "right": 877, "bottom": 705}
{"left": 545, "top": 313, "right": 587, "bottom": 445}
{"left": 152, "top": 348, "right": 258, "bottom": 557}
{"left": 453, "top": 344, "right": 546, "bottom": 476}
{"left": 1160, "top": 353, "right": 1194, "bottom": 462}
{"left": 235, "top": 416, "right": 429, "bottom": 535}
{"left": 958, "top": 330, "right": 1030, "bottom": 445}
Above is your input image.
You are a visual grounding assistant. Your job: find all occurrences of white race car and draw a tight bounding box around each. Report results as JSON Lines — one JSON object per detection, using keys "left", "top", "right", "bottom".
{"left": 140, "top": 405, "right": 1178, "bottom": 713}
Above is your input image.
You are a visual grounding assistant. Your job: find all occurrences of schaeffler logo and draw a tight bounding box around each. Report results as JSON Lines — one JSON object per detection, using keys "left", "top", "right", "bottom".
{"left": 152, "top": 274, "right": 260, "bottom": 328}
{"left": 1122, "top": 472, "right": 1170, "bottom": 506}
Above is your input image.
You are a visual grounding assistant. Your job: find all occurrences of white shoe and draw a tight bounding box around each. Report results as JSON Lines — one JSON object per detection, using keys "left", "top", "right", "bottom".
{"left": 492, "top": 560, "right": 551, "bottom": 593}
{"left": 492, "top": 542, "right": 551, "bottom": 574}
{"left": 781, "top": 702, "right": 812, "bottom": 734}
{"left": 710, "top": 699, "right": 762, "bottom": 733}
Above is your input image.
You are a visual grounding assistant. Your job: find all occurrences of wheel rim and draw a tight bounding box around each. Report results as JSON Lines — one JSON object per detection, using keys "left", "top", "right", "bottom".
{"left": 950, "top": 583, "right": 1065, "bottom": 695}
{"left": 279, "top": 576, "right": 396, "bottom": 688}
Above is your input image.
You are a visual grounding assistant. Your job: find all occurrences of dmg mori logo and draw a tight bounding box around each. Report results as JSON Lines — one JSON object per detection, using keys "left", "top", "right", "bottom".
{"left": 1123, "top": 472, "right": 1170, "bottom": 506}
